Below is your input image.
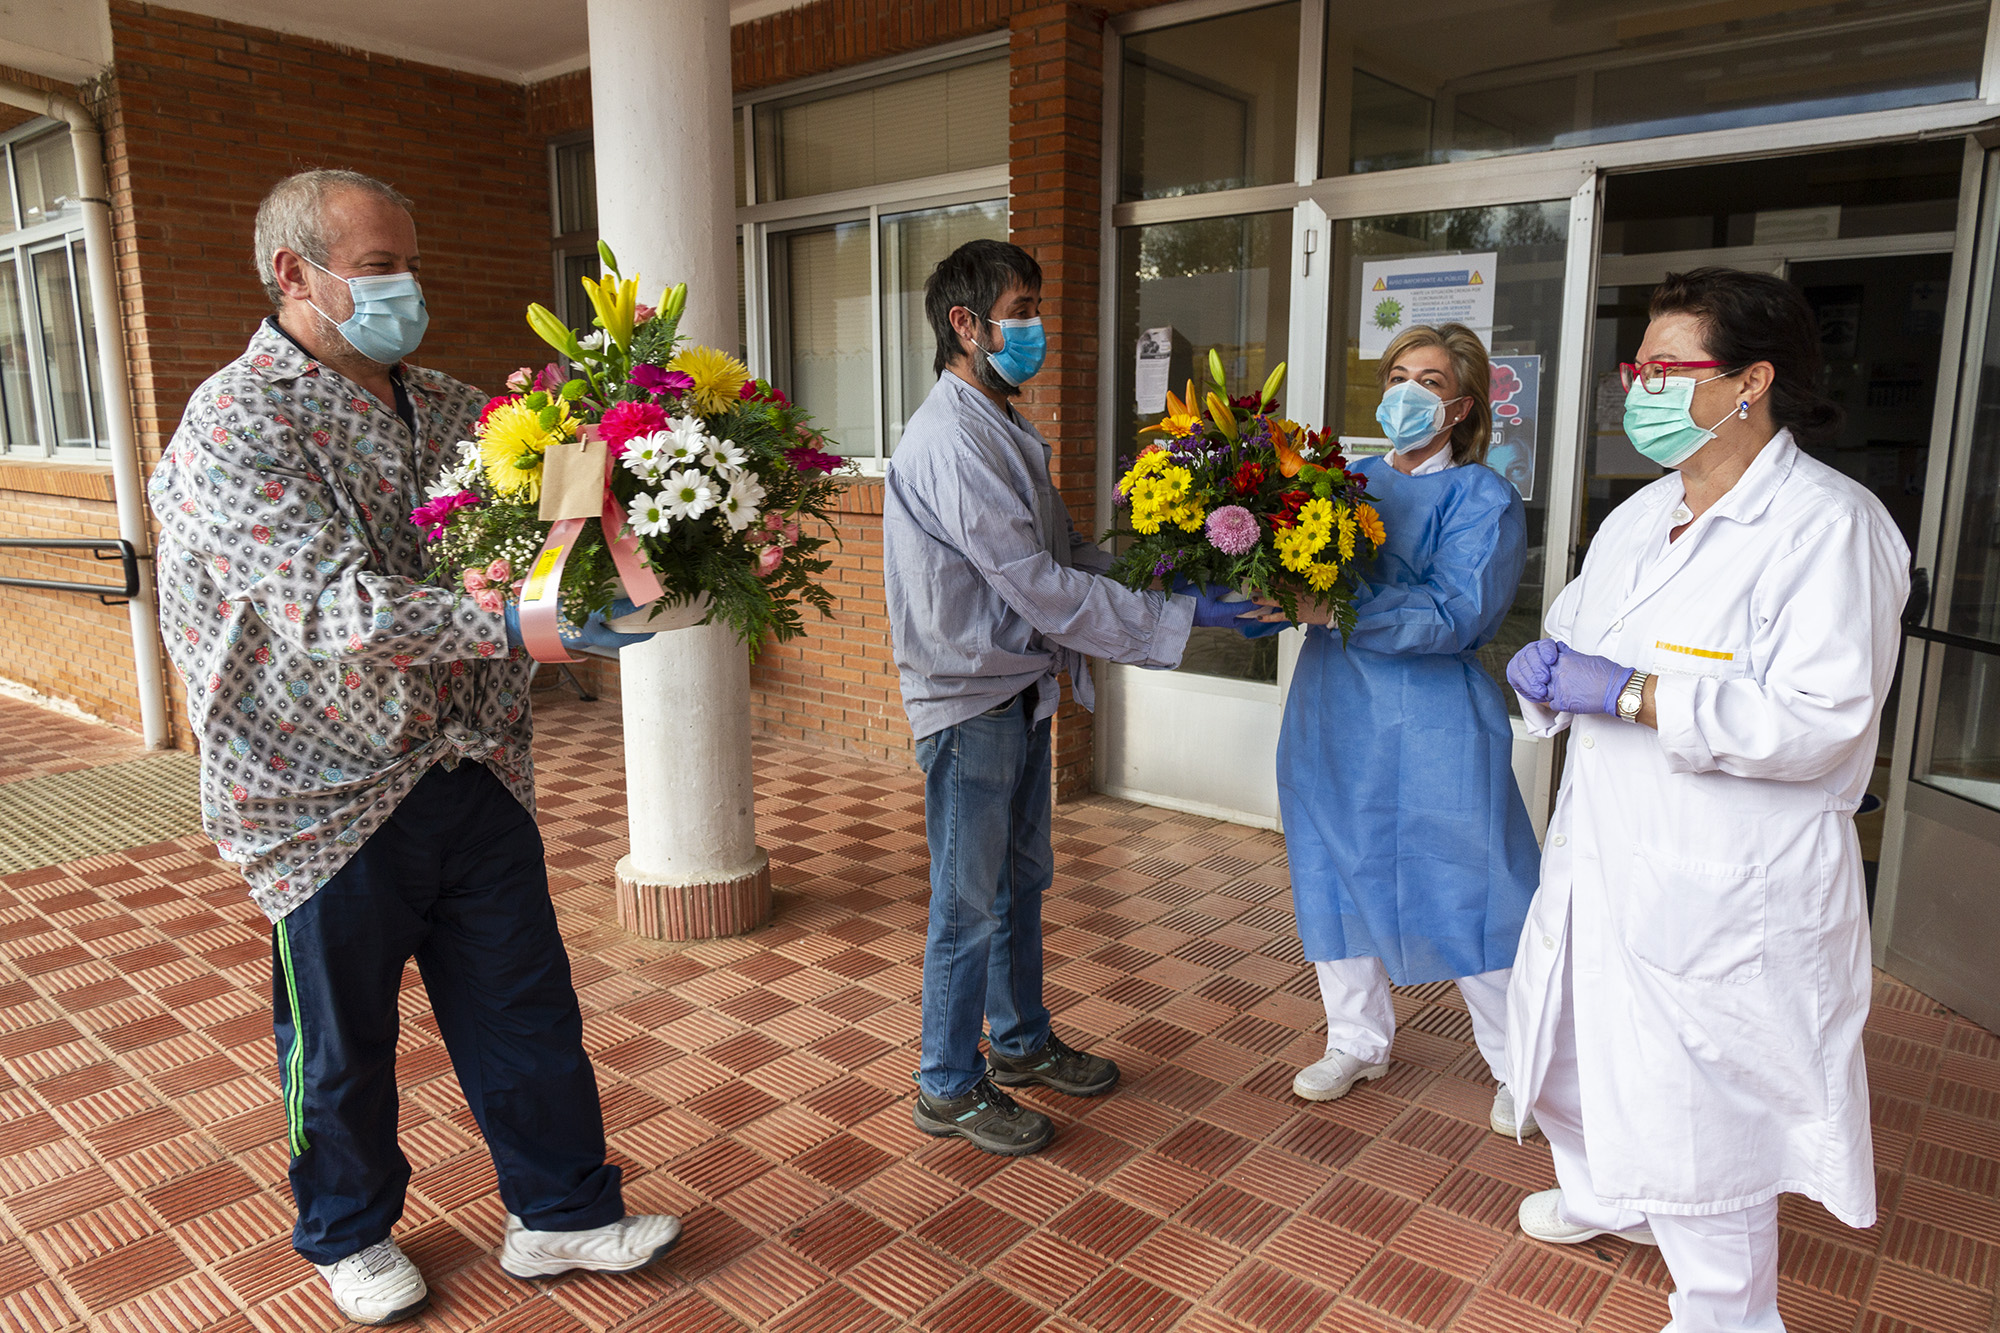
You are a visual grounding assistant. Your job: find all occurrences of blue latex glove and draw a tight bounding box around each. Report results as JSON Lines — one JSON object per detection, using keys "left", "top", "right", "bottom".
{"left": 1547, "top": 644, "right": 1636, "bottom": 716}
{"left": 565, "top": 597, "right": 656, "bottom": 652}
{"left": 1506, "top": 638, "right": 1560, "bottom": 703}
{"left": 1172, "top": 578, "right": 1258, "bottom": 630}
{"left": 501, "top": 598, "right": 656, "bottom": 653}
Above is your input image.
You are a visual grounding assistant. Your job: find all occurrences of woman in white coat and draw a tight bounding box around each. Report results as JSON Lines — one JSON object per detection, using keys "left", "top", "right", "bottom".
{"left": 1503, "top": 267, "right": 1908, "bottom": 1333}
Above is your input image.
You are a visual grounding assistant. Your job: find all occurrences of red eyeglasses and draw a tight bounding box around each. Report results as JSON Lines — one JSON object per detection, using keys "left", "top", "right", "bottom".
{"left": 1619, "top": 360, "right": 1731, "bottom": 393}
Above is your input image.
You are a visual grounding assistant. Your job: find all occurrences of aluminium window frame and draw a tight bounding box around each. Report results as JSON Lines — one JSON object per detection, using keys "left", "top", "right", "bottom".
{"left": 735, "top": 37, "right": 1012, "bottom": 475}
{"left": 0, "top": 117, "right": 104, "bottom": 459}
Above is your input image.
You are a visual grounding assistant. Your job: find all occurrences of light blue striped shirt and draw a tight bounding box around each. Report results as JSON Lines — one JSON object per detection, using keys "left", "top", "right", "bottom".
{"left": 884, "top": 373, "right": 1194, "bottom": 739}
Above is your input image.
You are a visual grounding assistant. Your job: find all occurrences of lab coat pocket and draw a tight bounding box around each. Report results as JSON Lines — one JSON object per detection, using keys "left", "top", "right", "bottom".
{"left": 1622, "top": 846, "right": 1767, "bottom": 983}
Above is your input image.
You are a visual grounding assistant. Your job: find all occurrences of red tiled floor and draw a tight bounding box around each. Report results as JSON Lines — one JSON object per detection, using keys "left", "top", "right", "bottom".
{"left": 0, "top": 691, "right": 1995, "bottom": 1330}
{"left": 0, "top": 696, "right": 147, "bottom": 785}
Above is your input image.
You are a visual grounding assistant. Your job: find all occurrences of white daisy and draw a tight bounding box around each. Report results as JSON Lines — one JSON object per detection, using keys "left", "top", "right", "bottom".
{"left": 621, "top": 430, "right": 672, "bottom": 481}
{"left": 703, "top": 438, "right": 748, "bottom": 473}
{"left": 717, "top": 474, "right": 766, "bottom": 531}
{"left": 661, "top": 468, "right": 715, "bottom": 520}
{"left": 627, "top": 492, "right": 672, "bottom": 536}
{"left": 660, "top": 422, "right": 705, "bottom": 468}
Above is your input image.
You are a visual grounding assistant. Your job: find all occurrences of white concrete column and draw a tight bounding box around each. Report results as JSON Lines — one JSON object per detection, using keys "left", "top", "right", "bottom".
{"left": 588, "top": 0, "right": 769, "bottom": 938}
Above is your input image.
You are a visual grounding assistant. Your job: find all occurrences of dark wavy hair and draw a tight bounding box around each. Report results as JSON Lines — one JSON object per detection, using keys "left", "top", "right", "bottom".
{"left": 926, "top": 239, "right": 1042, "bottom": 376}
{"left": 1649, "top": 267, "right": 1843, "bottom": 449}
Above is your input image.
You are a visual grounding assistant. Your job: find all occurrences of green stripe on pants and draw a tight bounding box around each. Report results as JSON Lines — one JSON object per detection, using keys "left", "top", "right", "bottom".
{"left": 274, "top": 919, "right": 309, "bottom": 1158}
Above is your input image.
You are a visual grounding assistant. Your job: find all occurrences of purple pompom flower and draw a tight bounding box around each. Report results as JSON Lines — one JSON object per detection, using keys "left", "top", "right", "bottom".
{"left": 1205, "top": 504, "right": 1260, "bottom": 555}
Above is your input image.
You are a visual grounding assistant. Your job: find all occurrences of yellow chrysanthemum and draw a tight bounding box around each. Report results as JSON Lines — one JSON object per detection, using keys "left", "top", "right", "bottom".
{"left": 1355, "top": 502, "right": 1386, "bottom": 549}
{"left": 1274, "top": 524, "right": 1327, "bottom": 574}
{"left": 669, "top": 344, "right": 750, "bottom": 415}
{"left": 1334, "top": 502, "right": 1358, "bottom": 561}
{"left": 1304, "top": 561, "right": 1340, "bottom": 593}
{"left": 479, "top": 399, "right": 573, "bottom": 501}
{"left": 1296, "top": 497, "right": 1334, "bottom": 545}
{"left": 1129, "top": 461, "right": 1199, "bottom": 535}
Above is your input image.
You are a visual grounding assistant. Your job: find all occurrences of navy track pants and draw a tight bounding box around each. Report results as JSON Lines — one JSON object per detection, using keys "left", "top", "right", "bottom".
{"left": 271, "top": 760, "right": 623, "bottom": 1264}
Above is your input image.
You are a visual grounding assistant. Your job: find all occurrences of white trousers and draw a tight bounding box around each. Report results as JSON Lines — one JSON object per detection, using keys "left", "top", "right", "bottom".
{"left": 1313, "top": 956, "right": 1511, "bottom": 1085}
{"left": 1533, "top": 946, "right": 1786, "bottom": 1332}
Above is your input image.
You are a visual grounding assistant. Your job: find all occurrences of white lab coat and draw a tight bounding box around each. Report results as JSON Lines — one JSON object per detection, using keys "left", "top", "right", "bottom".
{"left": 1507, "top": 431, "right": 1908, "bottom": 1228}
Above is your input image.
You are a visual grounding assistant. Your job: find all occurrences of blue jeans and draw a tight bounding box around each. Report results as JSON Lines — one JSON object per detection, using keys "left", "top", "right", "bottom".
{"left": 915, "top": 692, "right": 1055, "bottom": 1099}
{"left": 274, "top": 761, "right": 623, "bottom": 1264}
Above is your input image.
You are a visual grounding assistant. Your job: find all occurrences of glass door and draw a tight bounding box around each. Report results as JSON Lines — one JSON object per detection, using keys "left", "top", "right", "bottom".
{"left": 1877, "top": 143, "right": 2000, "bottom": 1035}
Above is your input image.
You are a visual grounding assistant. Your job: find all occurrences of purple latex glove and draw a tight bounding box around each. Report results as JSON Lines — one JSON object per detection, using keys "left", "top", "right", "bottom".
{"left": 1506, "top": 639, "right": 1561, "bottom": 703}
{"left": 1547, "top": 644, "right": 1636, "bottom": 716}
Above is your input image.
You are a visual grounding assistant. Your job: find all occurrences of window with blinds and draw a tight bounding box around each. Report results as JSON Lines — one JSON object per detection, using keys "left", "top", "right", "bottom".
{"left": 756, "top": 58, "right": 1008, "bottom": 201}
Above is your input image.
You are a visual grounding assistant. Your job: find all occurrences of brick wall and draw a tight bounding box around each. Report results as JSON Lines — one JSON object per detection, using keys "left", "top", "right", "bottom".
{"left": 750, "top": 482, "right": 906, "bottom": 762}
{"left": 1009, "top": 2, "right": 1105, "bottom": 798}
{"left": 93, "top": 1, "right": 561, "bottom": 742}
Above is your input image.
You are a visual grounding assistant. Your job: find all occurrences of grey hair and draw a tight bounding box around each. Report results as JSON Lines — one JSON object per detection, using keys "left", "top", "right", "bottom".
{"left": 253, "top": 169, "right": 413, "bottom": 308}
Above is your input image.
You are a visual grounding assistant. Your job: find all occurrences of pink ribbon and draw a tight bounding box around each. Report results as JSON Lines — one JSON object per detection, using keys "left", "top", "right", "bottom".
{"left": 515, "top": 426, "right": 663, "bottom": 663}
{"left": 599, "top": 471, "right": 662, "bottom": 606}
{"left": 517, "top": 516, "right": 587, "bottom": 664}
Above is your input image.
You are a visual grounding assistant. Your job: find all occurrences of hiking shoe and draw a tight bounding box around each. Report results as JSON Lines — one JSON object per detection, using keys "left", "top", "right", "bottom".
{"left": 499, "top": 1212, "right": 682, "bottom": 1279}
{"left": 987, "top": 1034, "right": 1120, "bottom": 1097}
{"left": 913, "top": 1076, "right": 1054, "bottom": 1155}
{"left": 314, "top": 1239, "right": 428, "bottom": 1325}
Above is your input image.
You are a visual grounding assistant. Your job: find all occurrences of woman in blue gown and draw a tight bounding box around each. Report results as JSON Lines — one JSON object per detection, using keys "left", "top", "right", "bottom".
{"left": 1251, "top": 323, "right": 1542, "bottom": 1136}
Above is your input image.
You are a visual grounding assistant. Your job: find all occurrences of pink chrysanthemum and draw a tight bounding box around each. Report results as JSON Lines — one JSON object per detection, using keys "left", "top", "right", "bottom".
{"left": 1205, "top": 504, "right": 1260, "bottom": 555}
{"left": 599, "top": 400, "right": 669, "bottom": 455}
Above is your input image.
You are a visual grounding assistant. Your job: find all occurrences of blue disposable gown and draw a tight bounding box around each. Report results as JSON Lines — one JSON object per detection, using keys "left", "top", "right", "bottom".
{"left": 1276, "top": 456, "right": 1541, "bottom": 985}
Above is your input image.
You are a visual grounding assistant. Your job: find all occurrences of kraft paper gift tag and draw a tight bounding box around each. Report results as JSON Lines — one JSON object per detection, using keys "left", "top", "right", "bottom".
{"left": 538, "top": 428, "right": 609, "bottom": 522}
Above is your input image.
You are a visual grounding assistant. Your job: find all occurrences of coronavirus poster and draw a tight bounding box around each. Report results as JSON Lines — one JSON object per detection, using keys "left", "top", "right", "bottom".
{"left": 1358, "top": 253, "right": 1498, "bottom": 359}
{"left": 1487, "top": 354, "right": 1539, "bottom": 500}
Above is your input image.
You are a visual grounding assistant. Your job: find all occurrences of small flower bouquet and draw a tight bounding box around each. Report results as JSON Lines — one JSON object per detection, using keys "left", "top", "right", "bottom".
{"left": 1106, "top": 352, "right": 1385, "bottom": 636}
{"left": 415, "top": 243, "right": 849, "bottom": 660}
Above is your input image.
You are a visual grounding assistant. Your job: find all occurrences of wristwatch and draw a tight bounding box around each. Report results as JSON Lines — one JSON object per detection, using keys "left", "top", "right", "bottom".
{"left": 1616, "top": 671, "right": 1650, "bottom": 722}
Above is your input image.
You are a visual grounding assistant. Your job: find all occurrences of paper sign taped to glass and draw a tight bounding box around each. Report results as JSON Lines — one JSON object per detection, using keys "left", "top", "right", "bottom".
{"left": 1358, "top": 252, "right": 1498, "bottom": 359}
{"left": 1487, "top": 354, "right": 1539, "bottom": 501}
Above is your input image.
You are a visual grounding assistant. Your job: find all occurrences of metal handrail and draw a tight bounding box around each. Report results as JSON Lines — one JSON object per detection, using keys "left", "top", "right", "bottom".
{"left": 0, "top": 538, "right": 142, "bottom": 604}
{"left": 1906, "top": 623, "right": 2000, "bottom": 657}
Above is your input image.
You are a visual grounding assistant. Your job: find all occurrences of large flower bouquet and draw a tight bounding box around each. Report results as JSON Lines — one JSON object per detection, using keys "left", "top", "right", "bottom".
{"left": 414, "top": 242, "right": 847, "bottom": 659}
{"left": 1106, "top": 353, "right": 1385, "bottom": 636}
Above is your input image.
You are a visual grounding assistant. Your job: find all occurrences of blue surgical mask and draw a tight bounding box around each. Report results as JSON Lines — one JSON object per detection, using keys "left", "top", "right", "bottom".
{"left": 979, "top": 315, "right": 1046, "bottom": 386}
{"left": 1376, "top": 380, "right": 1463, "bottom": 453}
{"left": 1623, "top": 373, "right": 1732, "bottom": 467}
{"left": 304, "top": 256, "right": 429, "bottom": 365}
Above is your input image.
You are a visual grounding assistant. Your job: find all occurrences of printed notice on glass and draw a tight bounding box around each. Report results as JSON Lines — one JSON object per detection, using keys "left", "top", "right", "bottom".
{"left": 1486, "top": 355, "right": 1539, "bottom": 501}
{"left": 1135, "top": 326, "right": 1174, "bottom": 414}
{"left": 1358, "top": 253, "right": 1497, "bottom": 359}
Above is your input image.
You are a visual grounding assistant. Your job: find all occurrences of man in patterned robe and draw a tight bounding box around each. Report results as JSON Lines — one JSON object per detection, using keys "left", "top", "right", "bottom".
{"left": 149, "top": 169, "right": 676, "bottom": 1326}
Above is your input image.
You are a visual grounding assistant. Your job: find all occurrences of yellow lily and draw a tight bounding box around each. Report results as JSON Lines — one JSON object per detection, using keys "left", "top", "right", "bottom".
{"left": 1259, "top": 361, "right": 1288, "bottom": 410}
{"left": 580, "top": 271, "right": 639, "bottom": 350}
{"left": 1205, "top": 391, "right": 1239, "bottom": 442}
{"left": 525, "top": 302, "right": 577, "bottom": 357}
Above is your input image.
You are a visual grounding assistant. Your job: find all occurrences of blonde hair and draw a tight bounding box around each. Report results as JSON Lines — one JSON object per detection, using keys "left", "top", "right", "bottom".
{"left": 1376, "top": 323, "right": 1492, "bottom": 465}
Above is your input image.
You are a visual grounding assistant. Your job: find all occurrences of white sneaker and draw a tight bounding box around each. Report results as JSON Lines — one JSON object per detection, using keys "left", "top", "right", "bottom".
{"left": 500, "top": 1212, "right": 683, "bottom": 1279}
{"left": 1292, "top": 1050, "right": 1390, "bottom": 1102}
{"left": 1517, "top": 1189, "right": 1658, "bottom": 1247}
{"left": 1490, "top": 1086, "right": 1541, "bottom": 1139}
{"left": 314, "top": 1239, "right": 429, "bottom": 1325}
